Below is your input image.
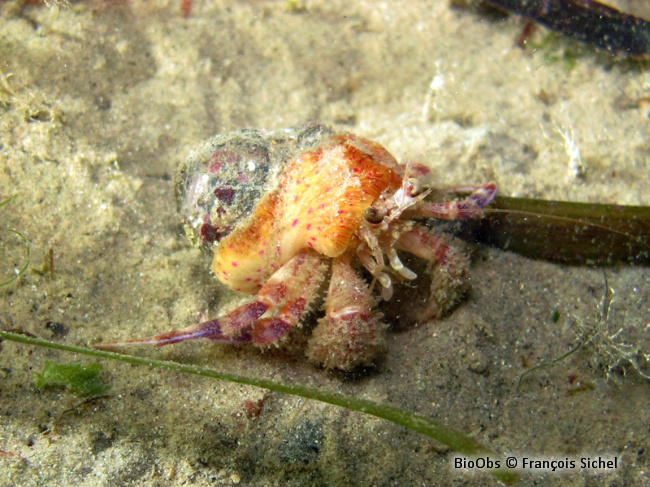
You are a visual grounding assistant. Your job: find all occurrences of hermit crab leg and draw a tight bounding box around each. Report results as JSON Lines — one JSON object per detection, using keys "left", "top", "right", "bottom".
{"left": 93, "top": 301, "right": 269, "bottom": 350}
{"left": 306, "top": 252, "right": 385, "bottom": 370}
{"left": 248, "top": 250, "right": 327, "bottom": 346}
{"left": 395, "top": 226, "right": 470, "bottom": 321}
{"left": 95, "top": 250, "right": 326, "bottom": 351}
{"left": 405, "top": 182, "right": 497, "bottom": 220}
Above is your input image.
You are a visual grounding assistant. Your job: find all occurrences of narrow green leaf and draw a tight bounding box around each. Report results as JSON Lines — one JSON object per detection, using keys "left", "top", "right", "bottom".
{"left": 0, "top": 330, "right": 519, "bottom": 485}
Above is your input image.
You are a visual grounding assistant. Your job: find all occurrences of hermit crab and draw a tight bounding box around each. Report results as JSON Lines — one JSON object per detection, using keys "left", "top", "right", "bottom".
{"left": 96, "top": 123, "right": 496, "bottom": 369}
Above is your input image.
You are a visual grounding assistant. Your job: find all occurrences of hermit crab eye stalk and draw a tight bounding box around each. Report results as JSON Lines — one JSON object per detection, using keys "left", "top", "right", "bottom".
{"left": 363, "top": 206, "right": 385, "bottom": 224}
{"left": 406, "top": 177, "right": 423, "bottom": 197}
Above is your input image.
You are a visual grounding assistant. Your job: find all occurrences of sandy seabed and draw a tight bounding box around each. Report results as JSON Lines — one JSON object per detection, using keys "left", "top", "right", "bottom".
{"left": 1, "top": 1, "right": 649, "bottom": 486}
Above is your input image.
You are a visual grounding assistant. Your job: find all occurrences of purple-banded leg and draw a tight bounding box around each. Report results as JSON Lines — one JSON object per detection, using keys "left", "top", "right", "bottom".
{"left": 94, "top": 250, "right": 326, "bottom": 351}
{"left": 405, "top": 182, "right": 497, "bottom": 220}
